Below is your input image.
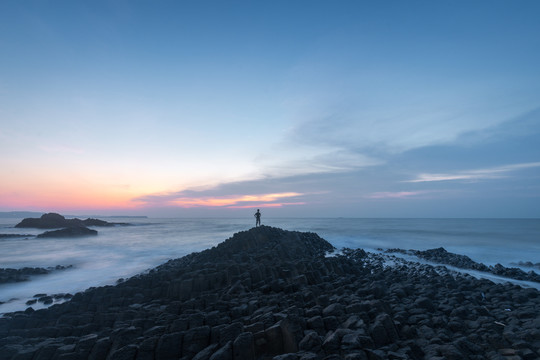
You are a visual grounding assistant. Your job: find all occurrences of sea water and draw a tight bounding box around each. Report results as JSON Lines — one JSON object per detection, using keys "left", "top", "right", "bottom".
{"left": 1, "top": 217, "right": 539, "bottom": 314}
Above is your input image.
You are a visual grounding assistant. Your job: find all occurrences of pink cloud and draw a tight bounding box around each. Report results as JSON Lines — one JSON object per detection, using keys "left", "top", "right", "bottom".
{"left": 227, "top": 202, "right": 306, "bottom": 209}
{"left": 166, "top": 192, "right": 304, "bottom": 208}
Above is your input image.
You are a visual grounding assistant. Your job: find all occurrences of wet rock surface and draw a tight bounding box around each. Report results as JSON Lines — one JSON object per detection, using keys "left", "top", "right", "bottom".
{"left": 1, "top": 226, "right": 539, "bottom": 360}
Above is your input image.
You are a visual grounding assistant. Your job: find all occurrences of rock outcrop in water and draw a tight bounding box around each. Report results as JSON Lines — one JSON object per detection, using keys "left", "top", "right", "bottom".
{"left": 1, "top": 226, "right": 539, "bottom": 360}
{"left": 15, "top": 213, "right": 127, "bottom": 229}
{"left": 36, "top": 226, "right": 98, "bottom": 238}
{"left": 13, "top": 212, "right": 128, "bottom": 238}
{"left": 0, "top": 234, "right": 33, "bottom": 239}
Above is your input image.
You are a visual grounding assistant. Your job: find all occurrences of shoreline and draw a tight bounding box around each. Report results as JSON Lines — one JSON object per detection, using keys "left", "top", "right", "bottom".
{"left": 2, "top": 242, "right": 539, "bottom": 315}
{"left": 1, "top": 226, "right": 539, "bottom": 359}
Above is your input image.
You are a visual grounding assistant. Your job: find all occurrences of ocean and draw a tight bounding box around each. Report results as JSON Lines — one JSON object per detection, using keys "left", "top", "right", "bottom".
{"left": 1, "top": 217, "right": 539, "bottom": 315}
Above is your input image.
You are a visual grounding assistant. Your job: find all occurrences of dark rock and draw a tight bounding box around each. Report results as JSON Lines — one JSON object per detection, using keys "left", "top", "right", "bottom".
{"left": 341, "top": 331, "right": 373, "bottom": 350}
{"left": 299, "top": 331, "right": 322, "bottom": 352}
{"left": 322, "top": 330, "right": 342, "bottom": 353}
{"left": 280, "top": 315, "right": 304, "bottom": 353}
{"left": 323, "top": 316, "right": 340, "bottom": 331}
{"left": 438, "top": 344, "right": 464, "bottom": 360}
{"left": 193, "top": 344, "right": 219, "bottom": 360}
{"left": 343, "top": 352, "right": 368, "bottom": 360}
{"left": 322, "top": 355, "right": 342, "bottom": 360}
{"left": 156, "top": 332, "right": 183, "bottom": 359}
{"left": 299, "top": 353, "right": 319, "bottom": 360}
{"left": 307, "top": 316, "right": 325, "bottom": 334}
{"left": 264, "top": 323, "right": 284, "bottom": 355}
{"left": 77, "top": 333, "right": 98, "bottom": 351}
{"left": 210, "top": 341, "right": 232, "bottom": 360}
{"left": 414, "top": 297, "right": 435, "bottom": 312}
{"left": 136, "top": 337, "right": 158, "bottom": 360}
{"left": 0, "top": 266, "right": 71, "bottom": 284}
{"left": 88, "top": 337, "right": 112, "bottom": 360}
{"left": 108, "top": 344, "right": 138, "bottom": 360}
{"left": 233, "top": 332, "right": 254, "bottom": 360}
{"left": 16, "top": 212, "right": 126, "bottom": 229}
{"left": 37, "top": 226, "right": 98, "bottom": 238}
{"left": 219, "top": 322, "right": 244, "bottom": 346}
{"left": 369, "top": 313, "right": 398, "bottom": 347}
{"left": 0, "top": 233, "right": 33, "bottom": 238}
{"left": 16, "top": 213, "right": 71, "bottom": 228}
{"left": 38, "top": 296, "right": 53, "bottom": 304}
{"left": 272, "top": 354, "right": 298, "bottom": 360}
{"left": 183, "top": 326, "right": 211, "bottom": 358}
{"left": 323, "top": 303, "right": 345, "bottom": 317}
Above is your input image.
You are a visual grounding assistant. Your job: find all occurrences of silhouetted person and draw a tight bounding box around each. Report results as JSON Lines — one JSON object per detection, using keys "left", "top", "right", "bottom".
{"left": 254, "top": 209, "right": 261, "bottom": 227}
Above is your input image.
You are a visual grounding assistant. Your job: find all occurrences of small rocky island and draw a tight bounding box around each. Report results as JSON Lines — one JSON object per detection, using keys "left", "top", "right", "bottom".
{"left": 13, "top": 213, "right": 127, "bottom": 238}
{"left": 0, "top": 266, "right": 73, "bottom": 285}
{"left": 1, "top": 226, "right": 538, "bottom": 360}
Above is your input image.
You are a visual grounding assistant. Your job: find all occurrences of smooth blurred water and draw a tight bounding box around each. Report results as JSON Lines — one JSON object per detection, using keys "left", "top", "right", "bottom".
{"left": 1, "top": 217, "right": 539, "bottom": 314}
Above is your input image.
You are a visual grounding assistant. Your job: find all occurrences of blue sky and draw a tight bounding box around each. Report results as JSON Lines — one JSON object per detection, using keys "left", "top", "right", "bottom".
{"left": 1, "top": 1, "right": 539, "bottom": 217}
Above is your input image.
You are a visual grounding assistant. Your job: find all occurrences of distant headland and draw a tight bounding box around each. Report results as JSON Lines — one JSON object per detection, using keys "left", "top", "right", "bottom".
{"left": 0, "top": 213, "right": 131, "bottom": 238}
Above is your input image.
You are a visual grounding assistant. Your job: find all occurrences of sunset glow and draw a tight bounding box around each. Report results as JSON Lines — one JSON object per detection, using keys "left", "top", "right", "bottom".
{"left": 1, "top": 1, "right": 539, "bottom": 217}
{"left": 166, "top": 193, "right": 304, "bottom": 208}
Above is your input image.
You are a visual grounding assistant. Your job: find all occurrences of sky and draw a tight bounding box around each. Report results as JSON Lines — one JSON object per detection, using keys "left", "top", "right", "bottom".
{"left": 1, "top": 0, "right": 539, "bottom": 218}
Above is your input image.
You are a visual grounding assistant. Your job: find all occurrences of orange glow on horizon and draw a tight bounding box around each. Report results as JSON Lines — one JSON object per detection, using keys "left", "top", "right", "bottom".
{"left": 168, "top": 192, "right": 304, "bottom": 208}
{"left": 1, "top": 188, "right": 306, "bottom": 212}
{"left": 1, "top": 185, "right": 141, "bottom": 212}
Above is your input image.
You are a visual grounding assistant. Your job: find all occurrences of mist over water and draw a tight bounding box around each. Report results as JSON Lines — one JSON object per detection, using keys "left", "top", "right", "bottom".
{"left": 1, "top": 217, "right": 539, "bottom": 314}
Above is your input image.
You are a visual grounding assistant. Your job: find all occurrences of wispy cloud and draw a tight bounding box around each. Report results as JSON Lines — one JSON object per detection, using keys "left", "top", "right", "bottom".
{"left": 255, "top": 147, "right": 381, "bottom": 179}
{"left": 407, "top": 162, "right": 540, "bottom": 183}
{"left": 135, "top": 191, "right": 304, "bottom": 208}
{"left": 365, "top": 191, "right": 434, "bottom": 199}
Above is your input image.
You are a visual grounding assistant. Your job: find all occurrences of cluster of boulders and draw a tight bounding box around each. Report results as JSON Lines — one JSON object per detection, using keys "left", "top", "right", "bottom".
{"left": 12, "top": 213, "right": 128, "bottom": 238}
{"left": 0, "top": 265, "right": 73, "bottom": 285}
{"left": 385, "top": 247, "right": 540, "bottom": 284}
{"left": 25, "top": 293, "right": 74, "bottom": 307}
{"left": 0, "top": 226, "right": 539, "bottom": 360}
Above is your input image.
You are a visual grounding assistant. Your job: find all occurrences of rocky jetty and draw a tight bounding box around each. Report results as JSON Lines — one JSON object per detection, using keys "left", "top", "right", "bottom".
{"left": 15, "top": 213, "right": 127, "bottom": 229}
{"left": 1, "top": 226, "right": 539, "bottom": 360}
{"left": 385, "top": 247, "right": 540, "bottom": 283}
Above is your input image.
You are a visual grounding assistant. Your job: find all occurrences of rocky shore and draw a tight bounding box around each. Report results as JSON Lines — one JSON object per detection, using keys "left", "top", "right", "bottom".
{"left": 384, "top": 247, "right": 540, "bottom": 284}
{"left": 1, "top": 226, "right": 539, "bottom": 360}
